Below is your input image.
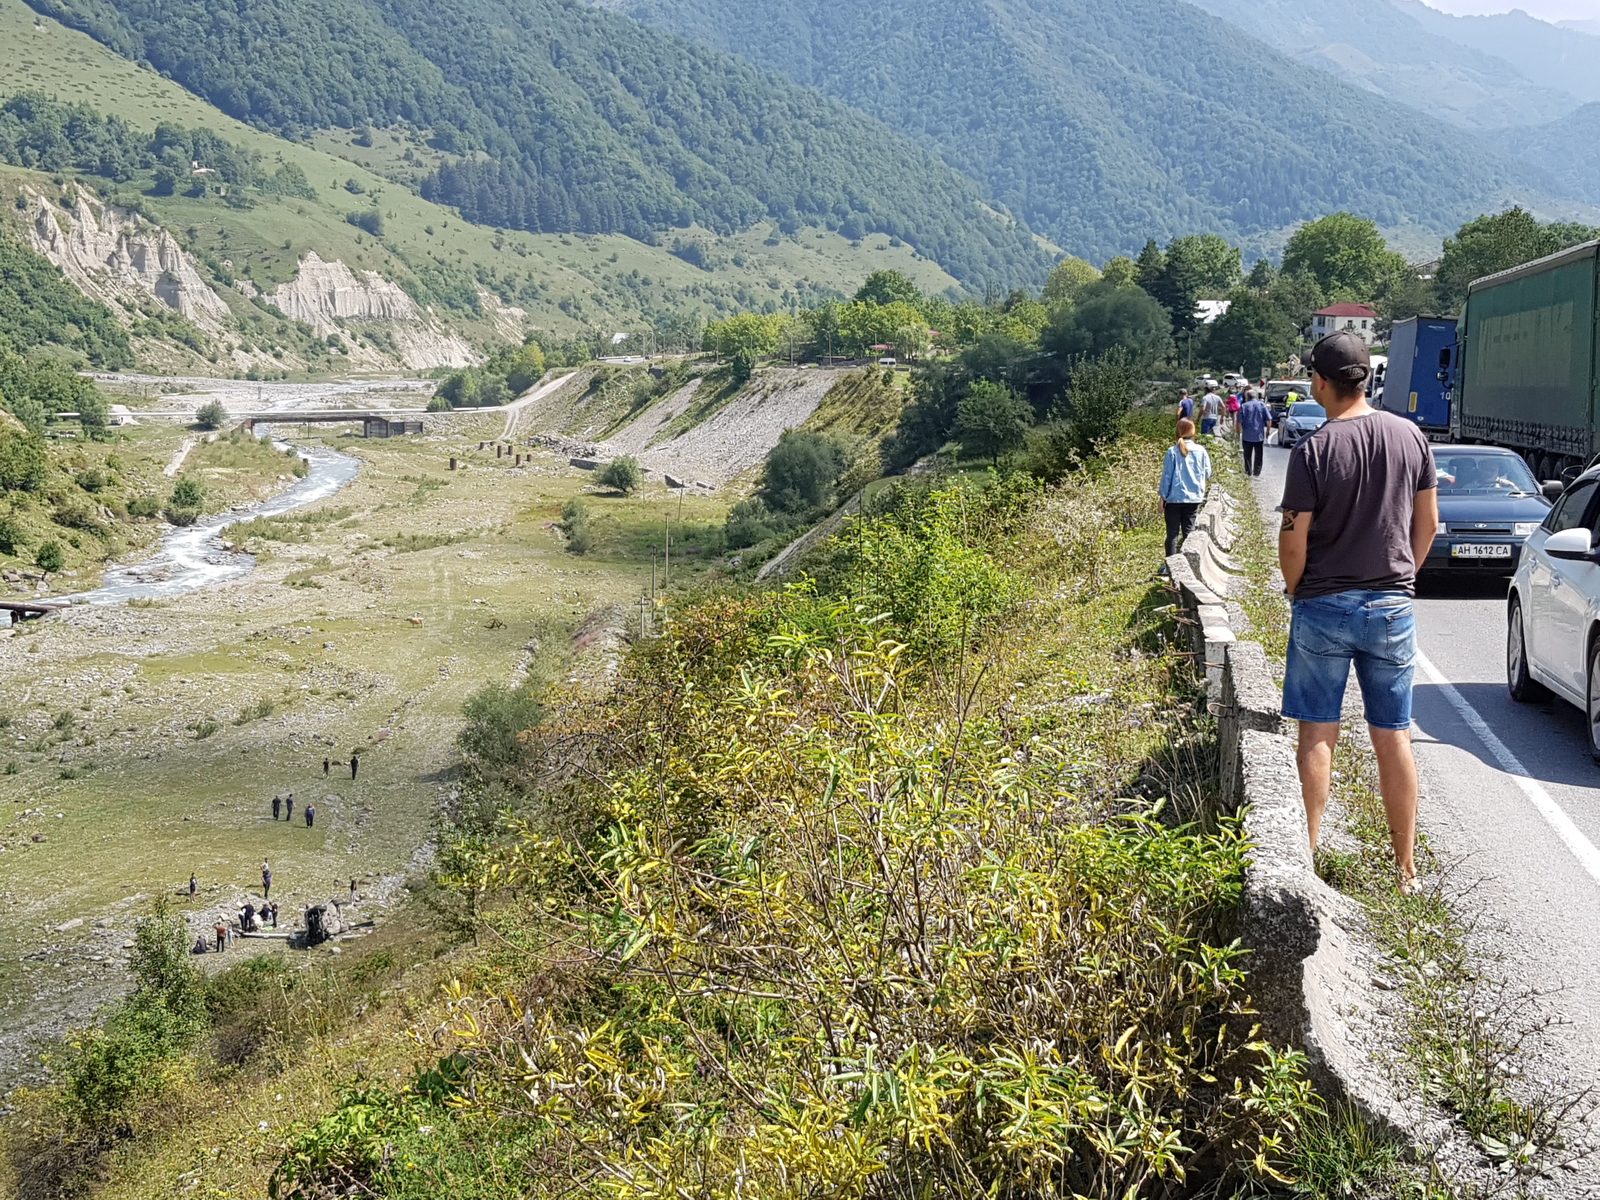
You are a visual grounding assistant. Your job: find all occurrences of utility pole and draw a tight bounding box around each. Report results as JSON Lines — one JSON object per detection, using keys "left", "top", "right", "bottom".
{"left": 663, "top": 515, "right": 671, "bottom": 589}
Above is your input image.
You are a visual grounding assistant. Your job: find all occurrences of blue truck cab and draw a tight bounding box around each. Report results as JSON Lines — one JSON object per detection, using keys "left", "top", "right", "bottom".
{"left": 1381, "top": 316, "right": 1458, "bottom": 436}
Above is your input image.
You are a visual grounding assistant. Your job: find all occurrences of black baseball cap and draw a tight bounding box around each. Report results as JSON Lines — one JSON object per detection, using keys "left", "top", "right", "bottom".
{"left": 1306, "top": 331, "right": 1371, "bottom": 387}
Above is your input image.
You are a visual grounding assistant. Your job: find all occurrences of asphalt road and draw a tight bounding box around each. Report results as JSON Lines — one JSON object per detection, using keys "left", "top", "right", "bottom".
{"left": 1249, "top": 441, "right": 1600, "bottom": 1105}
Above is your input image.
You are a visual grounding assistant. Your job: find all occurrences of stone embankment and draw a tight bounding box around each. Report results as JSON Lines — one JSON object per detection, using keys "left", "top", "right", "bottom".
{"left": 1167, "top": 489, "right": 1422, "bottom": 1140}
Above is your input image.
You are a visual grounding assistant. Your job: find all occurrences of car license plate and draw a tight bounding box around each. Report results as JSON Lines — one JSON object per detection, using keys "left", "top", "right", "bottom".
{"left": 1451, "top": 543, "right": 1512, "bottom": 559}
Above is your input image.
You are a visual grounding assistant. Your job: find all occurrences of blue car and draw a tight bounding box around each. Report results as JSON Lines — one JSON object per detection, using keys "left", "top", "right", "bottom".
{"left": 1425, "top": 446, "right": 1561, "bottom": 574}
{"left": 1277, "top": 401, "right": 1327, "bottom": 450}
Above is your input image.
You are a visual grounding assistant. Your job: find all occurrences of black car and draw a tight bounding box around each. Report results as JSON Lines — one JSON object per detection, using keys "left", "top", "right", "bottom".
{"left": 1424, "top": 446, "right": 1560, "bottom": 573}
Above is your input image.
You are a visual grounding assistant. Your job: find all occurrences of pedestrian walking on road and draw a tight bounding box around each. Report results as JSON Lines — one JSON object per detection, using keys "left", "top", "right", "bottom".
{"left": 285, "top": 794, "right": 294, "bottom": 823}
{"left": 1200, "top": 389, "right": 1223, "bottom": 436}
{"left": 305, "top": 803, "right": 315, "bottom": 829}
{"left": 1238, "top": 391, "right": 1272, "bottom": 477}
{"left": 1278, "top": 332, "right": 1439, "bottom": 894}
{"left": 262, "top": 859, "right": 272, "bottom": 901}
{"left": 272, "top": 794, "right": 281, "bottom": 821}
{"left": 1159, "top": 417, "right": 1213, "bottom": 557}
{"left": 1226, "top": 391, "right": 1242, "bottom": 435}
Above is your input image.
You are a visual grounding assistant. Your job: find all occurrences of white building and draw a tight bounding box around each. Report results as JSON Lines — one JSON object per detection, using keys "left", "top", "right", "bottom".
{"left": 1311, "top": 303, "right": 1378, "bottom": 345}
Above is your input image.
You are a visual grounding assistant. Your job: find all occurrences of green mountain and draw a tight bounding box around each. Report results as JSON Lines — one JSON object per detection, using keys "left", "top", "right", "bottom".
{"left": 1185, "top": 0, "right": 1578, "bottom": 129}
{"left": 19, "top": 0, "right": 1050, "bottom": 293}
{"left": 617, "top": 0, "right": 1580, "bottom": 261}
{"left": 0, "top": 0, "right": 987, "bottom": 373}
{"left": 1488, "top": 104, "right": 1600, "bottom": 207}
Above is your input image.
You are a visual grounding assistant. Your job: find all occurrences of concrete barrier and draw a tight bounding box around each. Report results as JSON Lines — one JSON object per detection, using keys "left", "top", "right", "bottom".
{"left": 1168, "top": 487, "right": 1414, "bottom": 1140}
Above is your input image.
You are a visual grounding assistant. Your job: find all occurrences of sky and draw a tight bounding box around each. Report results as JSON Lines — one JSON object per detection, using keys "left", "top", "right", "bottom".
{"left": 1425, "top": 0, "right": 1600, "bottom": 19}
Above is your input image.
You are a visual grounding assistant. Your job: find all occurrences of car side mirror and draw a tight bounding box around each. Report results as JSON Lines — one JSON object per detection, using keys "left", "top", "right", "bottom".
{"left": 1542, "top": 480, "right": 1567, "bottom": 502}
{"left": 1545, "top": 527, "right": 1595, "bottom": 562}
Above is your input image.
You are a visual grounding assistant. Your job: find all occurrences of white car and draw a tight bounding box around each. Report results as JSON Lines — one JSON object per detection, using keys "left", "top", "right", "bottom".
{"left": 1222, "top": 372, "right": 1250, "bottom": 392}
{"left": 1507, "top": 464, "right": 1600, "bottom": 761}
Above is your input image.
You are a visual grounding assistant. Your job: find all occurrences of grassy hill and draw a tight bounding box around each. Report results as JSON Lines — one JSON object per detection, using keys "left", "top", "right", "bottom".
{"left": 16, "top": 0, "right": 1050, "bottom": 294}
{"left": 619, "top": 0, "right": 1593, "bottom": 260}
{"left": 0, "top": 0, "right": 968, "bottom": 371}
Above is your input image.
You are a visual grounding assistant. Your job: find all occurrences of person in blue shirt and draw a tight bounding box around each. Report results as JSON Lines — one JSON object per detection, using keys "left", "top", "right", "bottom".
{"left": 1237, "top": 390, "right": 1273, "bottom": 477}
{"left": 1177, "top": 392, "right": 1195, "bottom": 423}
{"left": 1159, "top": 417, "right": 1213, "bottom": 556}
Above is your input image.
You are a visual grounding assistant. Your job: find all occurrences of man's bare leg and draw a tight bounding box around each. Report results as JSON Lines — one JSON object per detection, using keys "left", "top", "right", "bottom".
{"left": 1295, "top": 721, "right": 1341, "bottom": 852}
{"left": 1368, "top": 725, "right": 1419, "bottom": 887}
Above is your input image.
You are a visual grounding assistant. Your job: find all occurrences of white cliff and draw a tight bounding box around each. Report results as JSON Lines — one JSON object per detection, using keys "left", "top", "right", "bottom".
{"left": 23, "top": 186, "right": 232, "bottom": 333}
{"left": 268, "top": 252, "right": 476, "bottom": 370}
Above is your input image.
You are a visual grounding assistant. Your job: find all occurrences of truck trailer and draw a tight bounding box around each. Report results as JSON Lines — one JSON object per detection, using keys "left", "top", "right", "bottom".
{"left": 1381, "top": 316, "right": 1456, "bottom": 436}
{"left": 1453, "top": 239, "right": 1600, "bottom": 481}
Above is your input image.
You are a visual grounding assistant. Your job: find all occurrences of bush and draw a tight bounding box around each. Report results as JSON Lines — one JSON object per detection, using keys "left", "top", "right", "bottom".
{"left": 35, "top": 540, "right": 63, "bottom": 572}
{"left": 458, "top": 682, "right": 545, "bottom": 786}
{"left": 723, "top": 497, "right": 796, "bottom": 549}
{"left": 194, "top": 400, "right": 227, "bottom": 429}
{"left": 955, "top": 379, "right": 1033, "bottom": 466}
{"left": 425, "top": 394, "right": 452, "bottom": 413}
{"left": 596, "top": 456, "right": 641, "bottom": 496}
{"left": 558, "top": 498, "right": 593, "bottom": 555}
{"left": 759, "top": 429, "right": 845, "bottom": 514}
{"left": 0, "top": 425, "right": 48, "bottom": 492}
{"left": 1065, "top": 348, "right": 1143, "bottom": 455}
{"left": 0, "top": 512, "right": 24, "bottom": 555}
{"left": 345, "top": 209, "right": 383, "bottom": 236}
{"left": 164, "top": 505, "right": 201, "bottom": 527}
{"left": 169, "top": 477, "right": 204, "bottom": 513}
{"left": 127, "top": 494, "right": 162, "bottom": 518}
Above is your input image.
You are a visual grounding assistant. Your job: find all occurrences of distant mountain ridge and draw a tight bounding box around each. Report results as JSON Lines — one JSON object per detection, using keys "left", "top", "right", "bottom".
{"left": 620, "top": 0, "right": 1584, "bottom": 258}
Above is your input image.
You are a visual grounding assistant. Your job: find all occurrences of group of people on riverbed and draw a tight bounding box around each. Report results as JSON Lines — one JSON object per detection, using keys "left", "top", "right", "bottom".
{"left": 271, "top": 792, "right": 316, "bottom": 827}
{"left": 1158, "top": 332, "right": 1434, "bottom": 896}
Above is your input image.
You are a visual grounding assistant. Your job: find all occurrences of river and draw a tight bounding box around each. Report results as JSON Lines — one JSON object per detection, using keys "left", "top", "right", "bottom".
{"left": 55, "top": 437, "right": 361, "bottom": 606}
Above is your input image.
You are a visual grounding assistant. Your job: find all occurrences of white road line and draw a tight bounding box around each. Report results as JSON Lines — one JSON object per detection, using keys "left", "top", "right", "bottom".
{"left": 1415, "top": 649, "right": 1600, "bottom": 885}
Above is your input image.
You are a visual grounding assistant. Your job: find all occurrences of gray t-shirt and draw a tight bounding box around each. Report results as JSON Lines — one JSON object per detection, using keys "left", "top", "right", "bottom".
{"left": 1201, "top": 392, "right": 1222, "bottom": 418}
{"left": 1280, "top": 410, "right": 1436, "bottom": 600}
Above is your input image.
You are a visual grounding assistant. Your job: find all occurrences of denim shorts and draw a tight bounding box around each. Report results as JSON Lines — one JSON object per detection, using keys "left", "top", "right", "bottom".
{"left": 1283, "top": 589, "right": 1417, "bottom": 730}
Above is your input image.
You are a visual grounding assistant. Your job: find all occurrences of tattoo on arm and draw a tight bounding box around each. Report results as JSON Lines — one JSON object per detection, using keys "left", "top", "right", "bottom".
{"left": 1280, "top": 509, "right": 1300, "bottom": 533}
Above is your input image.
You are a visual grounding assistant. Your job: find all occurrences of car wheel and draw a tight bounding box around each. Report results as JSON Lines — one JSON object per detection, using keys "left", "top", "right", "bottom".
{"left": 1588, "top": 639, "right": 1600, "bottom": 766}
{"left": 1507, "top": 599, "right": 1547, "bottom": 703}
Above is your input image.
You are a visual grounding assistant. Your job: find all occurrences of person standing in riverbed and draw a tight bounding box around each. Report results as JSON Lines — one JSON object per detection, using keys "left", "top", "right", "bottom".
{"left": 350, "top": 754, "right": 359, "bottom": 782}
{"left": 189, "top": 873, "right": 197, "bottom": 900}
{"left": 272, "top": 794, "right": 281, "bottom": 821}
{"left": 323, "top": 757, "right": 330, "bottom": 777}
{"left": 305, "top": 802, "right": 315, "bottom": 829}
{"left": 285, "top": 795, "right": 294, "bottom": 823}
{"left": 262, "top": 859, "right": 272, "bottom": 901}
{"left": 214, "top": 920, "right": 226, "bottom": 952}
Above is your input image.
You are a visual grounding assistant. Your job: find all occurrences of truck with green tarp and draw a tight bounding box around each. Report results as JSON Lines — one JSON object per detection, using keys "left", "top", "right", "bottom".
{"left": 1453, "top": 239, "right": 1600, "bottom": 481}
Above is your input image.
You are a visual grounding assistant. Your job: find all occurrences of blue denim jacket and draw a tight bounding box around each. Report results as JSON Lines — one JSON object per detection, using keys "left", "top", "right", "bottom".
{"left": 1159, "top": 442, "right": 1212, "bottom": 503}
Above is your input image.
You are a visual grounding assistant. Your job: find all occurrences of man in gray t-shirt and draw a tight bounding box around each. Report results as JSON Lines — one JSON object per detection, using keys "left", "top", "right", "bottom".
{"left": 1278, "top": 332, "right": 1440, "bottom": 893}
{"left": 1199, "top": 390, "right": 1222, "bottom": 436}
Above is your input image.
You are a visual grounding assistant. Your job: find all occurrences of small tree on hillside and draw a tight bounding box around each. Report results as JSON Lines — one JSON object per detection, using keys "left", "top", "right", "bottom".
{"left": 1066, "top": 350, "right": 1143, "bottom": 454}
{"left": 955, "top": 380, "right": 1032, "bottom": 466}
{"left": 598, "top": 456, "right": 642, "bottom": 496}
{"left": 195, "top": 400, "right": 227, "bottom": 430}
{"left": 166, "top": 477, "right": 204, "bottom": 526}
{"left": 760, "top": 430, "right": 846, "bottom": 514}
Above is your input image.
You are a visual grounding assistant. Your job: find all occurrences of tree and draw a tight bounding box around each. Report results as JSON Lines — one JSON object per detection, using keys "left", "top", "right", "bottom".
{"left": 1043, "top": 282, "right": 1173, "bottom": 372}
{"left": 1153, "top": 235, "right": 1241, "bottom": 333}
{"left": 167, "top": 476, "right": 204, "bottom": 526}
{"left": 1065, "top": 349, "right": 1142, "bottom": 454}
{"left": 195, "top": 400, "right": 227, "bottom": 429}
{"left": 955, "top": 380, "right": 1032, "bottom": 466}
{"left": 504, "top": 341, "right": 546, "bottom": 395}
{"left": 1435, "top": 207, "right": 1600, "bottom": 312}
{"left": 1264, "top": 271, "right": 1326, "bottom": 338}
{"left": 0, "top": 423, "right": 47, "bottom": 492}
{"left": 853, "top": 269, "right": 922, "bottom": 308}
{"left": 0, "top": 511, "right": 24, "bottom": 556}
{"left": 1283, "top": 213, "right": 1405, "bottom": 303}
{"left": 760, "top": 430, "right": 846, "bottom": 513}
{"left": 1101, "top": 256, "right": 1137, "bottom": 288}
{"left": 1042, "top": 257, "right": 1101, "bottom": 306}
{"left": 597, "top": 456, "right": 642, "bottom": 495}
{"left": 1204, "top": 292, "right": 1297, "bottom": 379}
{"left": 1245, "top": 259, "right": 1277, "bottom": 292}
{"left": 35, "top": 540, "right": 63, "bottom": 572}
{"left": 1134, "top": 240, "right": 1165, "bottom": 294}
{"left": 704, "top": 313, "right": 789, "bottom": 362}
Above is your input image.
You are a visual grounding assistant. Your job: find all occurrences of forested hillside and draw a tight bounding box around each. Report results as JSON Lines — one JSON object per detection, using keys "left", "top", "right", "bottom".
{"left": 0, "top": 228, "right": 131, "bottom": 367}
{"left": 619, "top": 0, "right": 1582, "bottom": 259}
{"left": 18, "top": 0, "right": 1051, "bottom": 291}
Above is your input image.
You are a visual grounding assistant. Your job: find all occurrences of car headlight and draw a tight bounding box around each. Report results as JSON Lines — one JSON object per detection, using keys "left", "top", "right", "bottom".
{"left": 1514, "top": 522, "right": 1539, "bottom": 538}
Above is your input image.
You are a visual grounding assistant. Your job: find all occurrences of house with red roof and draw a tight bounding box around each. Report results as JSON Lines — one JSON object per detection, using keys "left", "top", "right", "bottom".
{"left": 1311, "top": 302, "right": 1379, "bottom": 346}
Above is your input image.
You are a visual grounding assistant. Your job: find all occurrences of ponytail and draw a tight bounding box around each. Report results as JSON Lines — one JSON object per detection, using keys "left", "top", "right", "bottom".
{"left": 1176, "top": 416, "right": 1196, "bottom": 457}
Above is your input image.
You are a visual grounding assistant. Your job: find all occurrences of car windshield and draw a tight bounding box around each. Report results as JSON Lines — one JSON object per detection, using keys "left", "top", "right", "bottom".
{"left": 1288, "top": 403, "right": 1325, "bottom": 420}
{"left": 1433, "top": 452, "right": 1540, "bottom": 496}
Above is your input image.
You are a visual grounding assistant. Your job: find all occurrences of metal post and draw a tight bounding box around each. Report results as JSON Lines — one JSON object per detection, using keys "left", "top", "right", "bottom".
{"left": 664, "top": 516, "right": 670, "bottom": 588}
